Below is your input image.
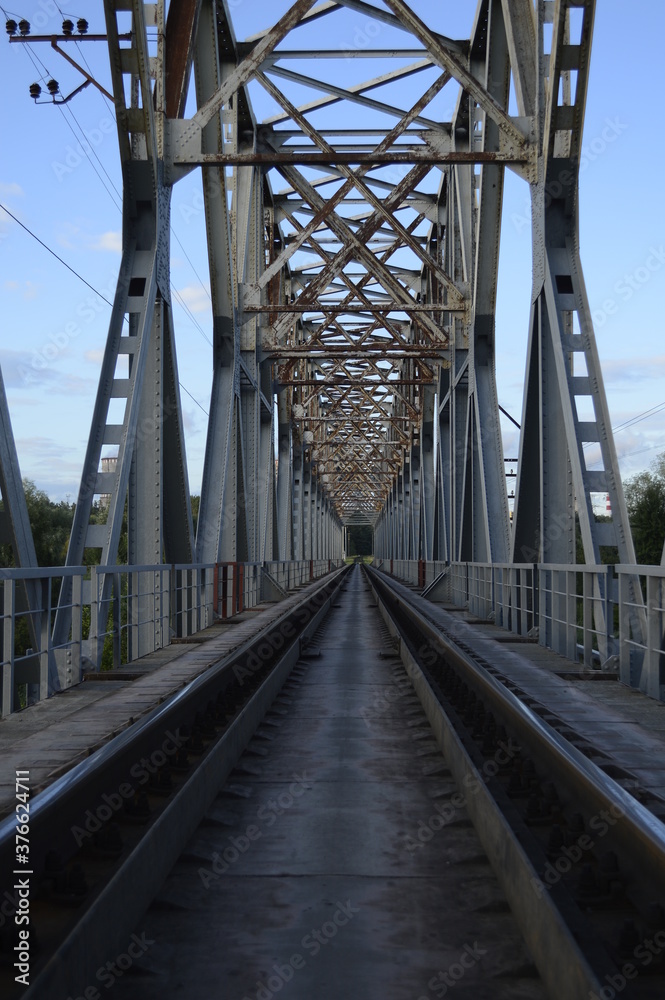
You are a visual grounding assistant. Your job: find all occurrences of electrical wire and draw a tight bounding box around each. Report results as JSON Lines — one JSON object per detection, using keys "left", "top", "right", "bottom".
{"left": 56, "top": 5, "right": 117, "bottom": 122}
{"left": 171, "top": 287, "right": 213, "bottom": 347}
{"left": 172, "top": 230, "right": 213, "bottom": 303}
{"left": 57, "top": 103, "right": 123, "bottom": 211}
{"left": 179, "top": 382, "right": 210, "bottom": 417}
{"left": 583, "top": 399, "right": 665, "bottom": 451}
{"left": 7, "top": 9, "right": 213, "bottom": 344}
{"left": 0, "top": 201, "right": 115, "bottom": 304}
{"left": 10, "top": 21, "right": 121, "bottom": 211}
{"left": 611, "top": 400, "right": 665, "bottom": 435}
{"left": 0, "top": 202, "right": 210, "bottom": 416}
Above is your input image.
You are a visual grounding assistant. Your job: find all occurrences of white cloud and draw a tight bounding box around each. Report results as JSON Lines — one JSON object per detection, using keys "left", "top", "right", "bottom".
{"left": 84, "top": 349, "right": 104, "bottom": 365}
{"left": 176, "top": 284, "right": 211, "bottom": 314}
{"left": 2, "top": 279, "right": 38, "bottom": 300}
{"left": 0, "top": 181, "right": 23, "bottom": 198}
{"left": 91, "top": 231, "right": 122, "bottom": 253}
{"left": 602, "top": 354, "right": 665, "bottom": 386}
{"left": 14, "top": 435, "right": 84, "bottom": 499}
{"left": 0, "top": 348, "right": 95, "bottom": 394}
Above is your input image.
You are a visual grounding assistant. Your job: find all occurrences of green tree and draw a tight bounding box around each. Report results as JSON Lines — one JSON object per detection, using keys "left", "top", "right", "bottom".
{"left": 0, "top": 479, "right": 74, "bottom": 568}
{"left": 348, "top": 524, "right": 373, "bottom": 556}
{"left": 191, "top": 495, "right": 200, "bottom": 535}
{"left": 624, "top": 454, "right": 665, "bottom": 565}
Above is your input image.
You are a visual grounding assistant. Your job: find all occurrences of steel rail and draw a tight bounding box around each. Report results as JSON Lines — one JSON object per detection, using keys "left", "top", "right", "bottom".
{"left": 0, "top": 566, "right": 349, "bottom": 999}
{"left": 365, "top": 564, "right": 665, "bottom": 1000}
{"left": 366, "top": 566, "right": 665, "bottom": 886}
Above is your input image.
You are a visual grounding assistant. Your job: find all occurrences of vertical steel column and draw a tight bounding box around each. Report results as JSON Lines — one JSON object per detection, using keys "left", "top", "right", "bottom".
{"left": 0, "top": 365, "right": 42, "bottom": 701}
{"left": 54, "top": 0, "right": 196, "bottom": 666}
{"left": 292, "top": 441, "right": 304, "bottom": 560}
{"left": 303, "top": 461, "right": 312, "bottom": 560}
{"left": 194, "top": 0, "right": 239, "bottom": 564}
{"left": 276, "top": 392, "right": 293, "bottom": 560}
{"left": 420, "top": 385, "right": 436, "bottom": 560}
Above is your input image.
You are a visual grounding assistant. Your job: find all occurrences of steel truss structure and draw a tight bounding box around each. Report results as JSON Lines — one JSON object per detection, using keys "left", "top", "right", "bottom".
{"left": 1, "top": 1, "right": 648, "bottom": 686}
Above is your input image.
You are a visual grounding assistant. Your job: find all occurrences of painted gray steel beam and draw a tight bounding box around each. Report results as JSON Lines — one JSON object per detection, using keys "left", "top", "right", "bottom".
{"left": 511, "top": 0, "right": 637, "bottom": 569}
{"left": 0, "top": 367, "right": 38, "bottom": 573}
{"left": 193, "top": 0, "right": 240, "bottom": 564}
{"left": 0, "top": 366, "right": 44, "bottom": 704}
{"left": 292, "top": 443, "right": 304, "bottom": 560}
{"left": 276, "top": 393, "right": 293, "bottom": 561}
{"left": 420, "top": 385, "right": 436, "bottom": 561}
{"left": 54, "top": 0, "right": 196, "bottom": 662}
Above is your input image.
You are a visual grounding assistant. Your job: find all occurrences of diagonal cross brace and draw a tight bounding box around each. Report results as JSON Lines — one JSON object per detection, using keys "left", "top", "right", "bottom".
{"left": 381, "top": 0, "right": 529, "bottom": 149}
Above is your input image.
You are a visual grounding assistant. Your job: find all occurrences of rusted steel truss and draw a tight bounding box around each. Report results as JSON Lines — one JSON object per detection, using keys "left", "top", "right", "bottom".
{"left": 10, "top": 0, "right": 638, "bottom": 643}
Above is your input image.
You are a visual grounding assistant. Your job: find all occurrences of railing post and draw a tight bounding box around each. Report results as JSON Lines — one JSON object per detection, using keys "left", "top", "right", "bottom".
{"left": 40, "top": 577, "right": 51, "bottom": 696}
{"left": 170, "top": 564, "right": 178, "bottom": 638}
{"left": 2, "top": 579, "right": 15, "bottom": 716}
{"left": 88, "top": 567, "right": 99, "bottom": 669}
{"left": 646, "top": 572, "right": 661, "bottom": 700}
{"left": 162, "top": 568, "right": 170, "bottom": 644}
{"left": 70, "top": 572, "right": 82, "bottom": 687}
{"left": 113, "top": 571, "right": 122, "bottom": 670}
{"left": 604, "top": 564, "right": 616, "bottom": 661}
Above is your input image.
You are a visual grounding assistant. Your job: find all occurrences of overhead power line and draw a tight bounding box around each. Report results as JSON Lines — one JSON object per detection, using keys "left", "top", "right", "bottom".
{"left": 0, "top": 201, "right": 115, "bottom": 305}
{"left": 0, "top": 202, "right": 210, "bottom": 417}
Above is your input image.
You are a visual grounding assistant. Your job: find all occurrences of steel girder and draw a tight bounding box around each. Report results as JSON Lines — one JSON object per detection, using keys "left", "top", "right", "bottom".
{"left": 510, "top": 0, "right": 636, "bottom": 570}
{"left": 367, "top": 0, "right": 637, "bottom": 591}
{"left": 0, "top": 366, "right": 38, "bottom": 574}
{"left": 0, "top": 366, "right": 46, "bottom": 706}
{"left": 53, "top": 0, "right": 196, "bottom": 668}
{"left": 505, "top": 0, "right": 644, "bottom": 678}
{"left": 25, "top": 0, "right": 636, "bottom": 646}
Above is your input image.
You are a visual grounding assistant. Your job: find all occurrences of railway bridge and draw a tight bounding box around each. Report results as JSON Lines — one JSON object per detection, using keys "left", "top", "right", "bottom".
{"left": 1, "top": 2, "right": 665, "bottom": 998}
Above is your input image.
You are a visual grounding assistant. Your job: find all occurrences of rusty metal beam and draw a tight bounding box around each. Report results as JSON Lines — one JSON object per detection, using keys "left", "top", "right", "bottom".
{"left": 174, "top": 150, "right": 529, "bottom": 166}
{"left": 164, "top": 0, "right": 201, "bottom": 118}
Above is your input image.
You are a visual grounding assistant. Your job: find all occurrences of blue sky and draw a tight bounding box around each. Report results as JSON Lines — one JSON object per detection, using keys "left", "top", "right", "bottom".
{"left": 0, "top": 0, "right": 663, "bottom": 501}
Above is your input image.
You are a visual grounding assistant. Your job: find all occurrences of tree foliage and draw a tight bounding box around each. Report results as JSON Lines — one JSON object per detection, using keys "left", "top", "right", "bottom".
{"left": 347, "top": 524, "right": 373, "bottom": 556}
{"left": 0, "top": 480, "right": 74, "bottom": 568}
{"left": 624, "top": 454, "right": 665, "bottom": 565}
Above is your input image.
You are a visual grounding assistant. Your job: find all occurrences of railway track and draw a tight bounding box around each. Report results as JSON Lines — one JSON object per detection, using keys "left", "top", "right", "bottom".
{"left": 365, "top": 565, "right": 665, "bottom": 1000}
{"left": 3, "top": 562, "right": 665, "bottom": 999}
{"left": 0, "top": 566, "right": 349, "bottom": 999}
